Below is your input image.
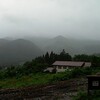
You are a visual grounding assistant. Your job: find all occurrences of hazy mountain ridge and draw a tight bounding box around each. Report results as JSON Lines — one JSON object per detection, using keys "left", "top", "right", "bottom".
{"left": 0, "top": 39, "right": 10, "bottom": 47}
{"left": 0, "top": 35, "right": 100, "bottom": 66}
{"left": 25, "top": 35, "right": 100, "bottom": 55}
{"left": 0, "top": 39, "right": 43, "bottom": 66}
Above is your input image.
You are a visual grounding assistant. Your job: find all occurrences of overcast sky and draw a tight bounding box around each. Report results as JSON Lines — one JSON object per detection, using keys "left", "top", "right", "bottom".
{"left": 0, "top": 0, "right": 100, "bottom": 39}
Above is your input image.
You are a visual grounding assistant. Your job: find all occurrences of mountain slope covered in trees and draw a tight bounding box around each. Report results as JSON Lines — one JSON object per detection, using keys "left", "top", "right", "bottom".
{"left": 0, "top": 39, "right": 43, "bottom": 66}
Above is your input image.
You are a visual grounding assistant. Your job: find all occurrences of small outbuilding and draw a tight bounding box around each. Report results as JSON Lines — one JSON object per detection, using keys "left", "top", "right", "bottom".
{"left": 43, "top": 67, "right": 56, "bottom": 73}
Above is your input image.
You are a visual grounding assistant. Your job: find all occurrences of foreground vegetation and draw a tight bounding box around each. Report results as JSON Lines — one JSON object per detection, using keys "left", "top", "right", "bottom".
{"left": 0, "top": 67, "right": 100, "bottom": 89}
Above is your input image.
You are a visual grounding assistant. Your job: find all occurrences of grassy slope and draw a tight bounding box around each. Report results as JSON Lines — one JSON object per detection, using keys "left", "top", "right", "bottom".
{"left": 0, "top": 67, "right": 100, "bottom": 89}
{"left": 0, "top": 73, "right": 66, "bottom": 89}
{"left": 0, "top": 74, "right": 51, "bottom": 89}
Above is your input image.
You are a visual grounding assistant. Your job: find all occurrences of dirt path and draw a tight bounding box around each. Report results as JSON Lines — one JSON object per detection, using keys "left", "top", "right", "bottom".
{"left": 0, "top": 78, "right": 87, "bottom": 100}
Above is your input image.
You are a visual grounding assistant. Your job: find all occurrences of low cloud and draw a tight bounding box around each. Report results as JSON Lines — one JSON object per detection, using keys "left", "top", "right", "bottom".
{"left": 0, "top": 0, "right": 100, "bottom": 40}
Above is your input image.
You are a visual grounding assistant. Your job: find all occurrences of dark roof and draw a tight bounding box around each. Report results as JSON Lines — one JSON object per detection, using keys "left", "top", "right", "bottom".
{"left": 52, "top": 61, "right": 91, "bottom": 67}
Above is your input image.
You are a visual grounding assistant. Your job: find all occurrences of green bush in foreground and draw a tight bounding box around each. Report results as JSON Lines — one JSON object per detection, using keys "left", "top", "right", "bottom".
{"left": 50, "top": 67, "right": 93, "bottom": 82}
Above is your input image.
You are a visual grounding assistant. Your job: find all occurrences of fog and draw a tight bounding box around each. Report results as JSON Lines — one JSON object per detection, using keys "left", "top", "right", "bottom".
{"left": 0, "top": 0, "right": 100, "bottom": 40}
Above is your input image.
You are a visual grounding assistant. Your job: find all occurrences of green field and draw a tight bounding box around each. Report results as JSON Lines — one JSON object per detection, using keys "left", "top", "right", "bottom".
{"left": 0, "top": 67, "right": 99, "bottom": 89}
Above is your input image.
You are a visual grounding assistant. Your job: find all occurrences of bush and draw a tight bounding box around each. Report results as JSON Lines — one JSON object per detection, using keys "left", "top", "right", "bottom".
{"left": 70, "top": 67, "right": 93, "bottom": 78}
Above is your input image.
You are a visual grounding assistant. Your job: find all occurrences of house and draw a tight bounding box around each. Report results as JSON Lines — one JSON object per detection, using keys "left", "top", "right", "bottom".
{"left": 52, "top": 61, "right": 91, "bottom": 72}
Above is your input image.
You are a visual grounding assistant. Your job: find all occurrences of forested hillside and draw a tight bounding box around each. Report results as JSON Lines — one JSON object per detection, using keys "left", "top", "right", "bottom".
{"left": 0, "top": 39, "right": 43, "bottom": 66}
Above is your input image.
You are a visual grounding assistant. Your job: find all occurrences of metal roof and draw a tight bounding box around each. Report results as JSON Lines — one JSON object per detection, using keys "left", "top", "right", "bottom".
{"left": 52, "top": 61, "right": 91, "bottom": 67}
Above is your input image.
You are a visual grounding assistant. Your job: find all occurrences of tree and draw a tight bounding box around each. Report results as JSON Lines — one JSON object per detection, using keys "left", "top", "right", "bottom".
{"left": 91, "top": 55, "right": 100, "bottom": 67}
{"left": 73, "top": 54, "right": 90, "bottom": 62}
{"left": 59, "top": 49, "right": 72, "bottom": 61}
{"left": 45, "top": 52, "right": 50, "bottom": 64}
{"left": 49, "top": 51, "right": 56, "bottom": 64}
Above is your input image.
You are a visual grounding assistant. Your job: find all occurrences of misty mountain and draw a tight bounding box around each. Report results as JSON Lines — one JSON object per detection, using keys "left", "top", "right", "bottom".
{"left": 25, "top": 35, "right": 100, "bottom": 55}
{"left": 0, "top": 39, "right": 10, "bottom": 47}
{"left": 0, "top": 39, "right": 43, "bottom": 66}
{"left": 1, "top": 35, "right": 100, "bottom": 66}
{"left": 43, "top": 36, "right": 74, "bottom": 53}
{"left": 45, "top": 36, "right": 100, "bottom": 55}
{"left": 25, "top": 36, "right": 50, "bottom": 50}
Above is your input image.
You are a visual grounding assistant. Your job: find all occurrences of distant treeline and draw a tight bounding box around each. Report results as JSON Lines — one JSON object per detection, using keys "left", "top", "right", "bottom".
{"left": 35, "top": 49, "right": 100, "bottom": 67}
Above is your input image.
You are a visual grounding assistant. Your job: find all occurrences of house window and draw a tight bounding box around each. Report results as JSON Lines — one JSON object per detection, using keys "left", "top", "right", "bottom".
{"left": 58, "top": 66, "right": 61, "bottom": 69}
{"left": 63, "top": 66, "right": 67, "bottom": 69}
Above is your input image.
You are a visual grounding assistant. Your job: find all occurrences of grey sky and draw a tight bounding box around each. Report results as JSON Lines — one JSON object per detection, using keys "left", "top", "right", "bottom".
{"left": 0, "top": 0, "right": 100, "bottom": 39}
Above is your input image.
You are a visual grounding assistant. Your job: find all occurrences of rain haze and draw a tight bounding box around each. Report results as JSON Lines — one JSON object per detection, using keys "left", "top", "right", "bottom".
{"left": 0, "top": 0, "right": 100, "bottom": 40}
{"left": 1, "top": 1, "right": 100, "bottom": 99}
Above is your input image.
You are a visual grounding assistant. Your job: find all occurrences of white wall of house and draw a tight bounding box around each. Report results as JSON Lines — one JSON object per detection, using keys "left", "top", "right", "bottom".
{"left": 56, "top": 66, "right": 69, "bottom": 72}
